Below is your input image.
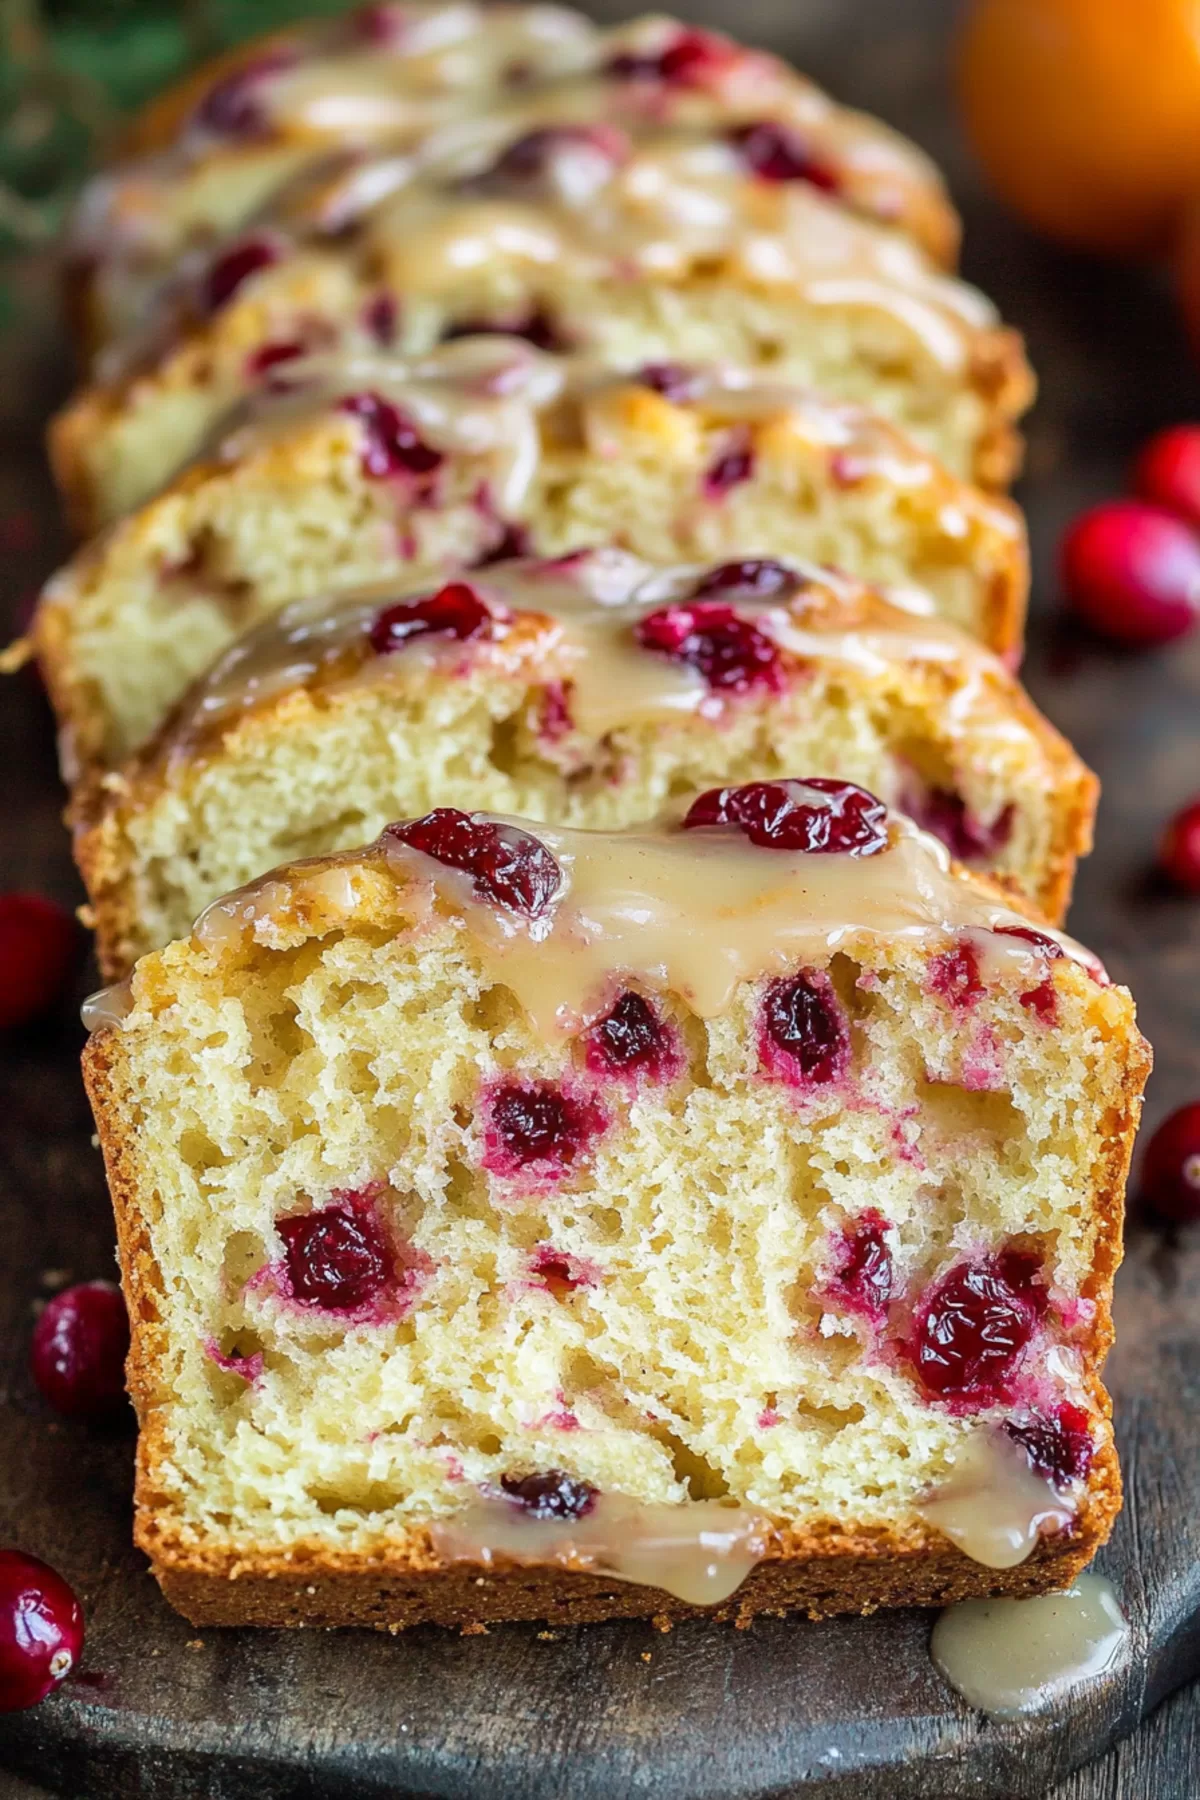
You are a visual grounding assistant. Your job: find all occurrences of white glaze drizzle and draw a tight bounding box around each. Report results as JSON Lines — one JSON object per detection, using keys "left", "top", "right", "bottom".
{"left": 916, "top": 1430, "right": 1076, "bottom": 1571}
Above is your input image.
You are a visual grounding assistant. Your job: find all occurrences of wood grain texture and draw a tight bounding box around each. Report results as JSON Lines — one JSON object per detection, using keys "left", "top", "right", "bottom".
{"left": 2, "top": 0, "right": 1200, "bottom": 1794}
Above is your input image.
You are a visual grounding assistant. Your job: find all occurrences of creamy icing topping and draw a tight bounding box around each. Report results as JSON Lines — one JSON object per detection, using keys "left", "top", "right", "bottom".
{"left": 151, "top": 548, "right": 1007, "bottom": 767}
{"left": 931, "top": 1574, "right": 1127, "bottom": 1718}
{"left": 430, "top": 1492, "right": 771, "bottom": 1606}
{"left": 165, "top": 800, "right": 1097, "bottom": 1045}
{"left": 916, "top": 1430, "right": 1076, "bottom": 1570}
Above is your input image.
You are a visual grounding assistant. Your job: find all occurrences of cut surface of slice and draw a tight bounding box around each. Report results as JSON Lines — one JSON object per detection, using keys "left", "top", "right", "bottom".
{"left": 76, "top": 552, "right": 1093, "bottom": 976}
{"left": 72, "top": 10, "right": 958, "bottom": 358}
{"left": 34, "top": 338, "right": 1027, "bottom": 786}
{"left": 83, "top": 788, "right": 1148, "bottom": 1631}
{"left": 52, "top": 107, "right": 1019, "bottom": 529}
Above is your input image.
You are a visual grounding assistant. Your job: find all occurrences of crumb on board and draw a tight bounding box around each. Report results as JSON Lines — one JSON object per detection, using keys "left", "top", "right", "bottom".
{"left": 651, "top": 1614, "right": 673, "bottom": 1634}
{"left": 460, "top": 1622, "right": 489, "bottom": 1636}
{"left": 537, "top": 1631, "right": 558, "bottom": 1641}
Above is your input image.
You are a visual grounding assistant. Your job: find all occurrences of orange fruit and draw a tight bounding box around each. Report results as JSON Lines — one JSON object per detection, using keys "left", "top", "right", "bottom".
{"left": 958, "top": 0, "right": 1200, "bottom": 258}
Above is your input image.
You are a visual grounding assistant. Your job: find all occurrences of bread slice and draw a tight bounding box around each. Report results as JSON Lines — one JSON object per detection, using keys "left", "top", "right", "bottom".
{"left": 51, "top": 108, "right": 1021, "bottom": 531}
{"left": 81, "top": 788, "right": 1148, "bottom": 1631}
{"left": 32, "top": 339, "right": 1028, "bottom": 789}
{"left": 72, "top": 10, "right": 958, "bottom": 359}
{"left": 75, "top": 551, "right": 1094, "bottom": 978}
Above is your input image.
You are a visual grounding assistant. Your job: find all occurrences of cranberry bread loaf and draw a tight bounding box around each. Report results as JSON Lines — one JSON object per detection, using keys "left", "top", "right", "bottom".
{"left": 82, "top": 785, "right": 1148, "bottom": 1631}
{"left": 72, "top": 11, "right": 959, "bottom": 361}
{"left": 52, "top": 105, "right": 1024, "bottom": 530}
{"left": 33, "top": 338, "right": 1028, "bottom": 787}
{"left": 75, "top": 552, "right": 1094, "bottom": 978}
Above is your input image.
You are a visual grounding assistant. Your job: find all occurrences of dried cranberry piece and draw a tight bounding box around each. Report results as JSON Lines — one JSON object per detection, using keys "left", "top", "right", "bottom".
{"left": 683, "top": 778, "right": 889, "bottom": 855}
{"left": 30, "top": 1282, "right": 129, "bottom": 1419}
{"left": 703, "top": 436, "right": 755, "bottom": 498}
{"left": 201, "top": 236, "right": 280, "bottom": 314}
{"left": 363, "top": 292, "right": 397, "bottom": 346}
{"left": 0, "top": 1552, "right": 84, "bottom": 1713}
{"left": 729, "top": 122, "right": 839, "bottom": 191}
{"left": 441, "top": 308, "right": 569, "bottom": 354}
{"left": 499, "top": 1471, "right": 597, "bottom": 1519}
{"left": 692, "top": 558, "right": 799, "bottom": 600}
{"left": 486, "top": 1080, "right": 605, "bottom": 1175}
{"left": 340, "top": 392, "right": 443, "bottom": 479}
{"left": 368, "top": 583, "right": 493, "bottom": 655}
{"left": 760, "top": 972, "right": 848, "bottom": 1085}
{"left": 906, "top": 1250, "right": 1047, "bottom": 1406}
{"left": 637, "top": 362, "right": 703, "bottom": 403}
{"left": 386, "top": 810, "right": 562, "bottom": 918}
{"left": 1142, "top": 1102, "right": 1200, "bottom": 1223}
{"left": 245, "top": 339, "right": 306, "bottom": 382}
{"left": 278, "top": 1203, "right": 388, "bottom": 1311}
{"left": 607, "top": 27, "right": 737, "bottom": 87}
{"left": 828, "top": 1210, "right": 893, "bottom": 1319}
{"left": 194, "top": 49, "right": 297, "bottom": 138}
{"left": 586, "top": 990, "right": 676, "bottom": 1082}
{"left": 929, "top": 941, "right": 984, "bottom": 1007}
{"left": 913, "top": 788, "right": 1015, "bottom": 863}
{"left": 635, "top": 602, "right": 780, "bottom": 694}
{"left": 1003, "top": 1403, "right": 1094, "bottom": 1487}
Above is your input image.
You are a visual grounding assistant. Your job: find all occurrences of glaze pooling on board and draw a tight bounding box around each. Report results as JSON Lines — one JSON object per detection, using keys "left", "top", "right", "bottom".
{"left": 931, "top": 1574, "right": 1128, "bottom": 1718}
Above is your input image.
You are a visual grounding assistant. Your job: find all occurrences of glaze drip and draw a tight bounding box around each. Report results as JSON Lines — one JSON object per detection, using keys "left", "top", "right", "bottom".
{"left": 917, "top": 1429, "right": 1076, "bottom": 1570}
{"left": 931, "top": 1574, "right": 1127, "bottom": 1717}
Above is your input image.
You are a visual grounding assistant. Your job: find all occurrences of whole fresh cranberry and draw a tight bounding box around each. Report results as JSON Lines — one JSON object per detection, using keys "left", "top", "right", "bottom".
{"left": 1060, "top": 500, "right": 1200, "bottom": 645}
{"left": 683, "top": 779, "right": 889, "bottom": 855}
{"left": 586, "top": 990, "right": 677, "bottom": 1082}
{"left": 692, "top": 559, "right": 798, "bottom": 600}
{"left": 339, "top": 392, "right": 443, "bottom": 480}
{"left": 760, "top": 973, "right": 848, "bottom": 1084}
{"left": 201, "top": 236, "right": 281, "bottom": 314}
{"left": 1141, "top": 1102, "right": 1200, "bottom": 1222}
{"left": 828, "top": 1211, "right": 893, "bottom": 1319}
{"left": 0, "top": 1551, "right": 83, "bottom": 1712}
{"left": 635, "top": 602, "right": 780, "bottom": 693}
{"left": 728, "top": 121, "right": 838, "bottom": 191}
{"left": 1003, "top": 1403, "right": 1094, "bottom": 1487}
{"left": 30, "top": 1282, "right": 129, "bottom": 1419}
{"left": 906, "top": 1250, "right": 1047, "bottom": 1406}
{"left": 1134, "top": 425, "right": 1200, "bottom": 530}
{"left": 499, "top": 1471, "right": 596, "bottom": 1519}
{"left": 607, "top": 26, "right": 738, "bottom": 86}
{"left": 368, "top": 583, "right": 493, "bottom": 655}
{"left": 278, "top": 1203, "right": 389, "bottom": 1311}
{"left": 1160, "top": 798, "right": 1200, "bottom": 892}
{"left": 0, "top": 893, "right": 77, "bottom": 1031}
{"left": 485, "top": 1080, "right": 606, "bottom": 1176}
{"left": 386, "top": 810, "right": 562, "bottom": 917}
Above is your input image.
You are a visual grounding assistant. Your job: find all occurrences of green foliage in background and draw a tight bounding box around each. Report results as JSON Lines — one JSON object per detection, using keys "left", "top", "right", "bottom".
{"left": 0, "top": 0, "right": 349, "bottom": 246}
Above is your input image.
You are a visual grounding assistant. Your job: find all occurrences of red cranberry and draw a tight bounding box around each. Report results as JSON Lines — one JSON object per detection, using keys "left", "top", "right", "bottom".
{"left": 194, "top": 50, "right": 297, "bottom": 137}
{"left": 929, "top": 941, "right": 984, "bottom": 1007}
{"left": 1133, "top": 424, "right": 1200, "bottom": 529}
{"left": 692, "top": 558, "right": 799, "bottom": 601}
{"left": 607, "top": 26, "right": 738, "bottom": 86}
{"left": 0, "top": 1551, "right": 84, "bottom": 1712}
{"left": 1160, "top": 798, "right": 1200, "bottom": 892}
{"left": 827, "top": 1210, "right": 893, "bottom": 1319}
{"left": 728, "top": 122, "right": 838, "bottom": 191}
{"left": 994, "top": 926, "right": 1064, "bottom": 959}
{"left": 0, "top": 893, "right": 77, "bottom": 1031}
{"left": 529, "top": 1246, "right": 591, "bottom": 1296}
{"left": 30, "top": 1282, "right": 129, "bottom": 1420}
{"left": 912, "top": 788, "right": 1015, "bottom": 863}
{"left": 386, "top": 810, "right": 562, "bottom": 917}
{"left": 499, "top": 1471, "right": 597, "bottom": 1519}
{"left": 278, "top": 1203, "right": 388, "bottom": 1311}
{"left": 760, "top": 973, "right": 848, "bottom": 1085}
{"left": 481, "top": 126, "right": 625, "bottom": 190}
{"left": 683, "top": 779, "right": 889, "bottom": 855}
{"left": 635, "top": 602, "right": 780, "bottom": 694}
{"left": 340, "top": 392, "right": 443, "bottom": 479}
{"left": 368, "top": 583, "right": 493, "bottom": 654}
{"left": 1060, "top": 501, "right": 1200, "bottom": 645}
{"left": 473, "top": 521, "right": 532, "bottom": 566}
{"left": 1003, "top": 1403, "right": 1094, "bottom": 1487}
{"left": 586, "top": 990, "right": 676, "bottom": 1082}
{"left": 362, "top": 292, "right": 397, "bottom": 346}
{"left": 245, "top": 339, "right": 306, "bottom": 382}
{"left": 637, "top": 362, "right": 703, "bottom": 403}
{"left": 1142, "top": 1102, "right": 1200, "bottom": 1223}
{"left": 906, "top": 1250, "right": 1047, "bottom": 1406}
{"left": 441, "top": 308, "right": 569, "bottom": 354}
{"left": 201, "top": 236, "right": 280, "bottom": 314}
{"left": 486, "top": 1080, "right": 606, "bottom": 1176}
{"left": 994, "top": 924, "right": 1064, "bottom": 1022}
{"left": 703, "top": 435, "right": 756, "bottom": 498}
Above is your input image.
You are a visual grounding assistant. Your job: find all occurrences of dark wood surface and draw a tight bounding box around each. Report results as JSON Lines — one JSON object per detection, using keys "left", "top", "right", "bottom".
{"left": 3, "top": 0, "right": 1200, "bottom": 1794}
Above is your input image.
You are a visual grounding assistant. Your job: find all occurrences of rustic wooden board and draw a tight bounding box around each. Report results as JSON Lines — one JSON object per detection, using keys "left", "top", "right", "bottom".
{"left": 3, "top": 0, "right": 1200, "bottom": 1794}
